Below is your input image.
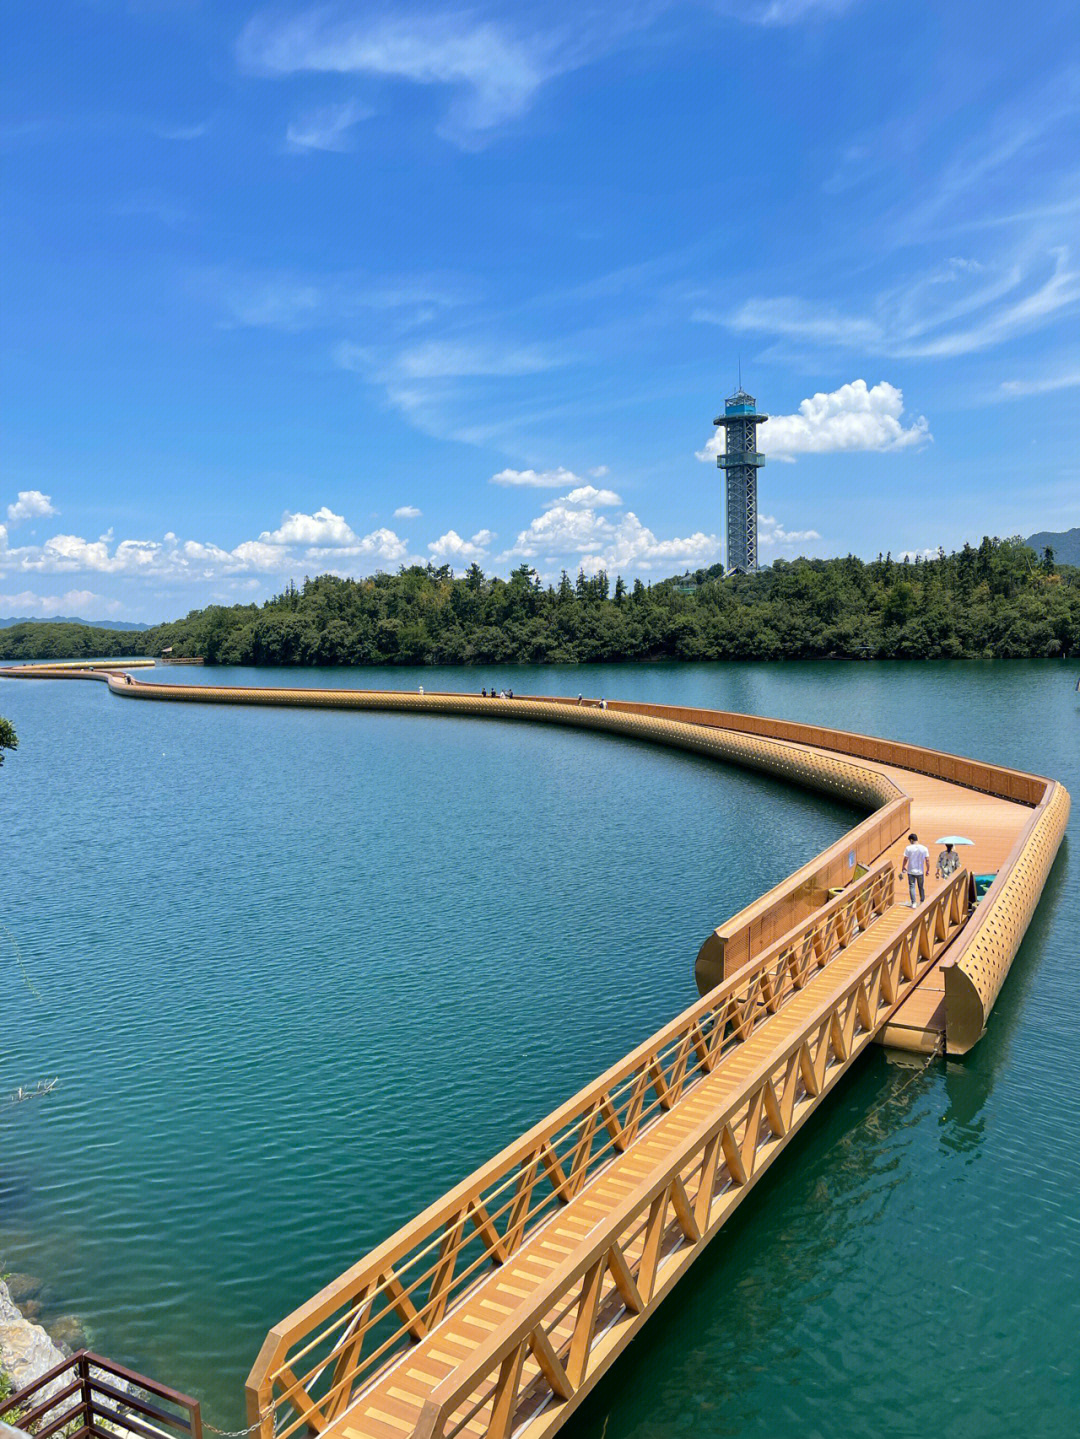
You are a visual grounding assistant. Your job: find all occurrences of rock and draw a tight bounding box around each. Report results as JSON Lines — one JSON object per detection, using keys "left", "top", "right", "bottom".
{"left": 1, "top": 1278, "right": 45, "bottom": 1308}
{"left": 15, "top": 1302, "right": 39, "bottom": 1323}
{"left": 44, "top": 1316, "right": 88, "bottom": 1355}
{"left": 0, "top": 1281, "right": 70, "bottom": 1409}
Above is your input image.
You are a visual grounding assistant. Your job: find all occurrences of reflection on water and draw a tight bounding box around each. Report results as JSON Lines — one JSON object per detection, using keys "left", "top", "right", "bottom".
{"left": 2, "top": 659, "right": 1077, "bottom": 1438}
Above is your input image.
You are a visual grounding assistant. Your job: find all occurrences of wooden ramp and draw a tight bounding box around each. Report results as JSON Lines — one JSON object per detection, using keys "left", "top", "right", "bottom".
{"left": 247, "top": 870, "right": 971, "bottom": 1439}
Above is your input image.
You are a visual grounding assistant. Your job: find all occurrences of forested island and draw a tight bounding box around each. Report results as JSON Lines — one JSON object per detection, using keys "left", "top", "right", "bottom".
{"left": 2, "top": 537, "right": 1077, "bottom": 667}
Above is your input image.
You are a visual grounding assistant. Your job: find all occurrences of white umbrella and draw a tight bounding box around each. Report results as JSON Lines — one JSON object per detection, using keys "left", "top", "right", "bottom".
{"left": 935, "top": 835, "right": 974, "bottom": 845}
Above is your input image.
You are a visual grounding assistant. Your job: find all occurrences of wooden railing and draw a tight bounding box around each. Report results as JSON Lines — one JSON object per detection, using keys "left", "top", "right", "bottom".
{"left": 247, "top": 860, "right": 898, "bottom": 1438}
{"left": 412, "top": 870, "right": 971, "bottom": 1439}
{"left": 0, "top": 1351, "right": 201, "bottom": 1439}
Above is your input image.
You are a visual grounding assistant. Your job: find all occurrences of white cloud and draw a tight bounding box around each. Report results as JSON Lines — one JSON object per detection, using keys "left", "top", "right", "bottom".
{"left": 491, "top": 465, "right": 585, "bottom": 489}
{"left": 286, "top": 99, "right": 371, "bottom": 153}
{"left": 216, "top": 270, "right": 464, "bottom": 332}
{"left": 395, "top": 341, "right": 557, "bottom": 379}
{"left": 504, "top": 505, "right": 611, "bottom": 558}
{"left": 0, "top": 507, "right": 411, "bottom": 582}
{"left": 7, "top": 489, "right": 58, "bottom": 522}
{"left": 552, "top": 485, "right": 622, "bottom": 507}
{"left": 712, "top": 247, "right": 1080, "bottom": 361}
{"left": 428, "top": 528, "right": 494, "bottom": 561}
{"left": 503, "top": 502, "right": 716, "bottom": 573}
{"left": 238, "top": 9, "right": 550, "bottom": 146}
{"left": 758, "top": 515, "right": 822, "bottom": 547}
{"left": 259, "top": 506, "right": 359, "bottom": 547}
{"left": 581, "top": 514, "right": 718, "bottom": 573}
{"left": 1000, "top": 370, "right": 1080, "bottom": 396}
{"left": 394, "top": 505, "right": 422, "bottom": 519}
{"left": 154, "top": 121, "right": 210, "bottom": 141}
{"left": 698, "top": 380, "right": 930, "bottom": 464}
{"left": 0, "top": 589, "right": 122, "bottom": 618}
{"left": 588, "top": 465, "right": 609, "bottom": 478}
{"left": 238, "top": 4, "right": 850, "bottom": 146}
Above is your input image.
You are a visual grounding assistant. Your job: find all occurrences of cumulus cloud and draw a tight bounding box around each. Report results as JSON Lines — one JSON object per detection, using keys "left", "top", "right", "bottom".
{"left": 491, "top": 465, "right": 585, "bottom": 489}
{"left": 551, "top": 485, "right": 622, "bottom": 507}
{"left": 504, "top": 502, "right": 716, "bottom": 573}
{"left": 428, "top": 528, "right": 494, "bottom": 561}
{"left": 0, "top": 507, "right": 412, "bottom": 582}
{"left": 758, "top": 515, "right": 822, "bottom": 547}
{"left": 259, "top": 506, "right": 359, "bottom": 547}
{"left": 286, "top": 98, "right": 372, "bottom": 153}
{"left": 581, "top": 514, "right": 718, "bottom": 573}
{"left": 698, "top": 380, "right": 930, "bottom": 464}
{"left": 394, "top": 504, "right": 422, "bottom": 519}
{"left": 7, "top": 489, "right": 58, "bottom": 522}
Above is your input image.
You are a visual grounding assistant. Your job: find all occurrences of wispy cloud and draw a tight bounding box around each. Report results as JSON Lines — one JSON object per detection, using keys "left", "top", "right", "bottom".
{"left": 238, "top": 2, "right": 854, "bottom": 148}
{"left": 153, "top": 120, "right": 211, "bottom": 141}
{"left": 116, "top": 189, "right": 191, "bottom": 228}
{"left": 239, "top": 7, "right": 553, "bottom": 146}
{"left": 393, "top": 504, "right": 422, "bottom": 519}
{"left": 711, "top": 246, "right": 1080, "bottom": 361}
{"left": 210, "top": 268, "right": 467, "bottom": 332}
{"left": 999, "top": 369, "right": 1080, "bottom": 397}
{"left": 286, "top": 98, "right": 372, "bottom": 152}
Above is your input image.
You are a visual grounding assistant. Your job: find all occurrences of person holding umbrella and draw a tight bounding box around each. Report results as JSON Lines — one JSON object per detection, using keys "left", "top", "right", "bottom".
{"left": 935, "top": 834, "right": 974, "bottom": 879}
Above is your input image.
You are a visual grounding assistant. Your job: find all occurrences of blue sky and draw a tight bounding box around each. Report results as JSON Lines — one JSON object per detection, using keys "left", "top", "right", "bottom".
{"left": 2, "top": 0, "right": 1078, "bottom": 620}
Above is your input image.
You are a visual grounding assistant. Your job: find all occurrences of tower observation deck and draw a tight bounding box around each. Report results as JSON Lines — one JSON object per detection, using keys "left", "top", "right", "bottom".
{"left": 714, "top": 388, "right": 768, "bottom": 572}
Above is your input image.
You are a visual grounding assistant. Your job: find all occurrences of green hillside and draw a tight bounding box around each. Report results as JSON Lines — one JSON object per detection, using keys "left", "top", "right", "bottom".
{"left": 1, "top": 536, "right": 1077, "bottom": 666}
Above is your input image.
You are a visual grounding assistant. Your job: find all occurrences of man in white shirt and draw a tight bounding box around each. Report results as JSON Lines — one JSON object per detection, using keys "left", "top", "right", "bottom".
{"left": 901, "top": 832, "right": 930, "bottom": 906}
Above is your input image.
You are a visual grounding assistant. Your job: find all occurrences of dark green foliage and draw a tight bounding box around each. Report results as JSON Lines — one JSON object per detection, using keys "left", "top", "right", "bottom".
{"left": 1, "top": 538, "right": 1077, "bottom": 667}
{"left": 0, "top": 715, "right": 15, "bottom": 765}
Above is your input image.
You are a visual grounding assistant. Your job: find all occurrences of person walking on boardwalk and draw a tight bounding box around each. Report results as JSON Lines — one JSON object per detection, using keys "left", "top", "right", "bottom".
{"left": 936, "top": 842, "right": 960, "bottom": 879}
{"left": 901, "top": 833, "right": 930, "bottom": 906}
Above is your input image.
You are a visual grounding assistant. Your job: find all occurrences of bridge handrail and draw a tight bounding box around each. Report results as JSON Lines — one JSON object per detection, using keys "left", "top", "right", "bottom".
{"left": 413, "top": 870, "right": 971, "bottom": 1439}
{"left": 247, "top": 860, "right": 898, "bottom": 1434}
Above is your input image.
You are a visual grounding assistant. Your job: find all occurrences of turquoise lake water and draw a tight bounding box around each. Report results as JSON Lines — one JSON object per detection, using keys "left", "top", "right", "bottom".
{"left": 2, "top": 659, "right": 1078, "bottom": 1437}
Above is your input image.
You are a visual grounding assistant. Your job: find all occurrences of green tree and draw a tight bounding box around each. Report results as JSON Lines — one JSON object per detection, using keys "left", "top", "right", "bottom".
{"left": 0, "top": 716, "right": 16, "bottom": 766}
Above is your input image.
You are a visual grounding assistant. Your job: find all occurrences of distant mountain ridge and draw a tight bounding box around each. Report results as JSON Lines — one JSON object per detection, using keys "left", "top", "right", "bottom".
{"left": 0, "top": 615, "right": 151, "bottom": 631}
{"left": 1026, "top": 528, "right": 1080, "bottom": 567}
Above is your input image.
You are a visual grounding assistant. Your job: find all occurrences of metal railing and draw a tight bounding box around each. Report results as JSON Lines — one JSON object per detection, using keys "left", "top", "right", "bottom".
{"left": 0, "top": 1351, "right": 201, "bottom": 1439}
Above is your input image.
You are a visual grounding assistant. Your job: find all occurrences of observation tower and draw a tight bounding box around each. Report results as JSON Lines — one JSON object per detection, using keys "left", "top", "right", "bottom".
{"left": 714, "top": 386, "right": 768, "bottom": 572}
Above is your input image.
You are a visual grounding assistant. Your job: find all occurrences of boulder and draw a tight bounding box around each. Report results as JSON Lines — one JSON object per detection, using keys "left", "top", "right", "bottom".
{"left": 0, "top": 1281, "right": 69, "bottom": 1410}
{"left": 44, "top": 1316, "right": 88, "bottom": 1356}
{"left": 0, "top": 1279, "right": 45, "bottom": 1309}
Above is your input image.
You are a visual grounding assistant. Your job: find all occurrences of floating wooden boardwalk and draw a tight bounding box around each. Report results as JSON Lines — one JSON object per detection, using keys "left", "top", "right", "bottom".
{"left": 1, "top": 664, "right": 1069, "bottom": 1439}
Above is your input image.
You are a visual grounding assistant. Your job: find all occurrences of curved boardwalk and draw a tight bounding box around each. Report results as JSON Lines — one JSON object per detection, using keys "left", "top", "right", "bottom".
{"left": 1, "top": 663, "right": 1069, "bottom": 1439}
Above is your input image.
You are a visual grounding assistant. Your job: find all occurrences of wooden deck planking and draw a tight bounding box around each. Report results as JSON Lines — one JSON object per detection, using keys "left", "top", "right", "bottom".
{"left": 333, "top": 902, "right": 913, "bottom": 1438}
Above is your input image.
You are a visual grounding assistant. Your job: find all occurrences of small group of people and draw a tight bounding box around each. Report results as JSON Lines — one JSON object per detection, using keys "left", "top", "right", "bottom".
{"left": 574, "top": 694, "right": 607, "bottom": 708}
{"left": 479, "top": 686, "right": 514, "bottom": 699}
{"left": 900, "top": 833, "right": 962, "bottom": 906}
